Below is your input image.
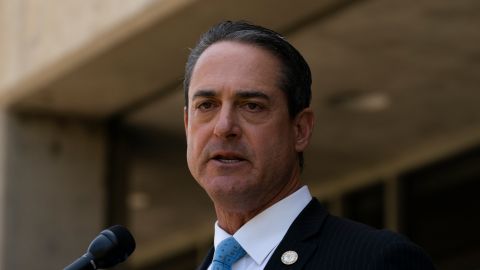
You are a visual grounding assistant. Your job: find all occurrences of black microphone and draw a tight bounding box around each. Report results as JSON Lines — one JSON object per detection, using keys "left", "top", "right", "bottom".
{"left": 64, "top": 225, "right": 136, "bottom": 270}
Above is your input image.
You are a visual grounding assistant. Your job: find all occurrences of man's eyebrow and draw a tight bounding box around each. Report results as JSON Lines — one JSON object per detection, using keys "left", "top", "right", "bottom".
{"left": 236, "top": 90, "right": 270, "bottom": 101}
{"left": 192, "top": 90, "right": 217, "bottom": 100}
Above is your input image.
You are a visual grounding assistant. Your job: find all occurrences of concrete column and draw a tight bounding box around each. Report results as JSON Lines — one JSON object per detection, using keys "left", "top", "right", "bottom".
{"left": 0, "top": 112, "right": 106, "bottom": 270}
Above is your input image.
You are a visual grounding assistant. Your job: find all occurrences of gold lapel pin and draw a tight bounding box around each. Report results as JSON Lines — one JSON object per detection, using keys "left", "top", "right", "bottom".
{"left": 281, "top": 250, "right": 298, "bottom": 265}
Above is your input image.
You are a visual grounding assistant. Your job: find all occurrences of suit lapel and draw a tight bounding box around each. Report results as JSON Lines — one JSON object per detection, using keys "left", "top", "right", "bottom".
{"left": 196, "top": 247, "right": 214, "bottom": 270}
{"left": 264, "top": 198, "right": 328, "bottom": 270}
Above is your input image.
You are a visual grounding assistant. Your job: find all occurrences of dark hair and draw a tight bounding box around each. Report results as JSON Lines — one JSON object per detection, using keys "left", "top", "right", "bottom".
{"left": 184, "top": 20, "right": 312, "bottom": 169}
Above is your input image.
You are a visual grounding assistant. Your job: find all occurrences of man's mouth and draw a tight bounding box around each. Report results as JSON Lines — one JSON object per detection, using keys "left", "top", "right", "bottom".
{"left": 211, "top": 154, "right": 246, "bottom": 164}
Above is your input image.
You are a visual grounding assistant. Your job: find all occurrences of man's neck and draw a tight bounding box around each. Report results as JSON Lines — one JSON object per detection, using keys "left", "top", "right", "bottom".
{"left": 214, "top": 180, "right": 302, "bottom": 234}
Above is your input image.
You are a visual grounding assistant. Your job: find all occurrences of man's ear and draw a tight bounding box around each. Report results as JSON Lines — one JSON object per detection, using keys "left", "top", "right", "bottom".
{"left": 184, "top": 106, "right": 188, "bottom": 138}
{"left": 293, "top": 108, "right": 314, "bottom": 152}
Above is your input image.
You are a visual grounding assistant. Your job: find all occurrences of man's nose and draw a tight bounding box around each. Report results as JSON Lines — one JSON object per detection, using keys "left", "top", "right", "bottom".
{"left": 213, "top": 106, "right": 241, "bottom": 139}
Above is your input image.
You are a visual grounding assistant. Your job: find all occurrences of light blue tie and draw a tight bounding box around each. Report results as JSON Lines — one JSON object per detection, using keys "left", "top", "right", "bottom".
{"left": 211, "top": 237, "right": 246, "bottom": 270}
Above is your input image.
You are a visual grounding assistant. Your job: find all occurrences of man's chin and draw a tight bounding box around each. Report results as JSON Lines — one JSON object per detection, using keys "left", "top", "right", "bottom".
{"left": 206, "top": 180, "right": 262, "bottom": 206}
{"left": 206, "top": 175, "right": 248, "bottom": 188}
{"left": 204, "top": 176, "right": 251, "bottom": 195}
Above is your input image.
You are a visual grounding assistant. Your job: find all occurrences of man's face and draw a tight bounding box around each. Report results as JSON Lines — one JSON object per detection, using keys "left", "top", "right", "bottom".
{"left": 185, "top": 41, "right": 309, "bottom": 211}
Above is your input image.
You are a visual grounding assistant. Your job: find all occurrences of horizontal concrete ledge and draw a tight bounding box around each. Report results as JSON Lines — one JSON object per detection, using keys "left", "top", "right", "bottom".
{"left": 3, "top": 0, "right": 348, "bottom": 120}
{"left": 0, "top": 0, "right": 196, "bottom": 114}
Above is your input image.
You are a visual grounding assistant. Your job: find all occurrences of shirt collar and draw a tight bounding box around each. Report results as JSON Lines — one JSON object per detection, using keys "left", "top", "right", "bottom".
{"left": 213, "top": 185, "right": 312, "bottom": 265}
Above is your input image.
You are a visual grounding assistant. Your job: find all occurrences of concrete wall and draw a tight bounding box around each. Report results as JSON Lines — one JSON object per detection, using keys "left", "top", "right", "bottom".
{"left": 0, "top": 113, "right": 105, "bottom": 269}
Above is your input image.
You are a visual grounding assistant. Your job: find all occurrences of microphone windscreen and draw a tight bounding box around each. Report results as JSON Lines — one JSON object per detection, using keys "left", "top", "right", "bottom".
{"left": 108, "top": 225, "right": 136, "bottom": 256}
{"left": 65, "top": 225, "right": 136, "bottom": 270}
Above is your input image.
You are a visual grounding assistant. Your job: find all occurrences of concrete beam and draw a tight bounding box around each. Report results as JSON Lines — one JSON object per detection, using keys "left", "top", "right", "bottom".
{"left": 0, "top": 0, "right": 192, "bottom": 102}
{"left": 4, "top": 0, "right": 340, "bottom": 118}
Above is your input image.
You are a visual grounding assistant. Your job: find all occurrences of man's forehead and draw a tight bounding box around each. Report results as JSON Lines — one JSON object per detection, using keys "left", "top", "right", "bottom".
{"left": 190, "top": 42, "right": 282, "bottom": 80}
{"left": 187, "top": 41, "right": 285, "bottom": 104}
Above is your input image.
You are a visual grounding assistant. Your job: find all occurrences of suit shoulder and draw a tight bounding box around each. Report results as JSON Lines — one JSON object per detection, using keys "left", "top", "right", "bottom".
{"left": 312, "top": 215, "right": 435, "bottom": 269}
{"left": 319, "top": 214, "right": 416, "bottom": 251}
{"left": 321, "top": 214, "right": 408, "bottom": 246}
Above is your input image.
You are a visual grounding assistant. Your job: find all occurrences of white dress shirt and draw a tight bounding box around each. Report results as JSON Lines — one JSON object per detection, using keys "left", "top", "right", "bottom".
{"left": 208, "top": 185, "right": 312, "bottom": 270}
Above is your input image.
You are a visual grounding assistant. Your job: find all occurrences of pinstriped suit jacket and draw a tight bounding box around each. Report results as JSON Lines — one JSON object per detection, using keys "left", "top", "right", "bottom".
{"left": 197, "top": 198, "right": 436, "bottom": 270}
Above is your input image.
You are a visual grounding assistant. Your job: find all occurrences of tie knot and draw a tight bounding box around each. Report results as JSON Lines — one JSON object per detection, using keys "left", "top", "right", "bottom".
{"left": 212, "top": 237, "right": 246, "bottom": 270}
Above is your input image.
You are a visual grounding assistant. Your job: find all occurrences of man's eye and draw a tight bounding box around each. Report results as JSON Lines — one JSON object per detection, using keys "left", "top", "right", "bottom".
{"left": 198, "top": 102, "right": 215, "bottom": 110}
{"left": 243, "top": 103, "right": 263, "bottom": 112}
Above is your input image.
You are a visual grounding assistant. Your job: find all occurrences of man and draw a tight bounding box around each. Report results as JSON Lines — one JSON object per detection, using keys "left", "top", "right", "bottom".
{"left": 183, "top": 21, "right": 435, "bottom": 270}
